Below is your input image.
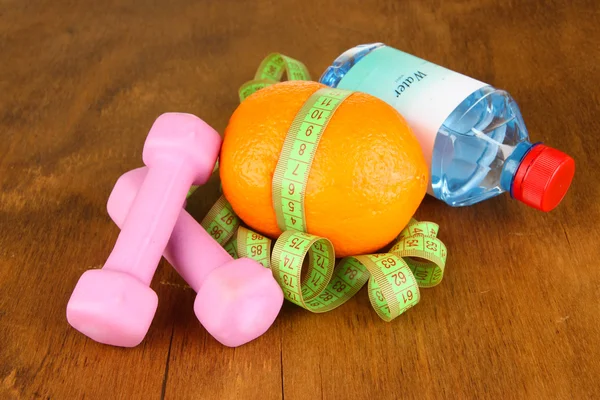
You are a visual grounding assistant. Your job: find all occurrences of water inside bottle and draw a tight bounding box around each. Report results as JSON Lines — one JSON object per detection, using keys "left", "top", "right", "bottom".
{"left": 433, "top": 86, "right": 529, "bottom": 205}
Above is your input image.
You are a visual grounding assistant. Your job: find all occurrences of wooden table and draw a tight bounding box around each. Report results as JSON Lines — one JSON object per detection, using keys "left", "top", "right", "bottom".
{"left": 1, "top": 1, "right": 599, "bottom": 398}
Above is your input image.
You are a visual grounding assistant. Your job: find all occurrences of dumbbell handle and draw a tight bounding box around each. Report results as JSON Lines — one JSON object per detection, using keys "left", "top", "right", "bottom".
{"left": 107, "top": 167, "right": 232, "bottom": 291}
{"left": 103, "top": 162, "right": 194, "bottom": 286}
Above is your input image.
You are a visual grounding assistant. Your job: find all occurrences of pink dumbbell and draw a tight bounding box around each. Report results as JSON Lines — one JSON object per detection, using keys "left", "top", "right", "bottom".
{"left": 67, "top": 113, "right": 222, "bottom": 347}
{"left": 107, "top": 168, "right": 283, "bottom": 347}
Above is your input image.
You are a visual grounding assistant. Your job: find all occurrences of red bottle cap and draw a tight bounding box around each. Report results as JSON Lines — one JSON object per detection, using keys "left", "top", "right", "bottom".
{"left": 512, "top": 144, "right": 575, "bottom": 212}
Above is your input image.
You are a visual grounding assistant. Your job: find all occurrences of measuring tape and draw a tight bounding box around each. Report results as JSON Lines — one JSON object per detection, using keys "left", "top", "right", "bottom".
{"left": 390, "top": 221, "right": 446, "bottom": 287}
{"left": 190, "top": 53, "right": 447, "bottom": 322}
{"left": 272, "top": 87, "right": 353, "bottom": 232}
{"left": 239, "top": 53, "right": 311, "bottom": 102}
{"left": 200, "top": 196, "right": 444, "bottom": 321}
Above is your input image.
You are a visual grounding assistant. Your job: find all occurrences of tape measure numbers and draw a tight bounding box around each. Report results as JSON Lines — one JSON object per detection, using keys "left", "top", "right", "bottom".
{"left": 272, "top": 88, "right": 353, "bottom": 232}
{"left": 390, "top": 220, "right": 447, "bottom": 287}
{"left": 237, "top": 226, "right": 272, "bottom": 269}
{"left": 201, "top": 195, "right": 240, "bottom": 246}
{"left": 271, "top": 230, "right": 336, "bottom": 308}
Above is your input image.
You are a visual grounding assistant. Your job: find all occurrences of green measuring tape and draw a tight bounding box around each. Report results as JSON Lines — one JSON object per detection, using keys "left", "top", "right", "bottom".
{"left": 272, "top": 87, "right": 353, "bottom": 232}
{"left": 200, "top": 196, "right": 444, "bottom": 321}
{"left": 191, "top": 53, "right": 448, "bottom": 322}
{"left": 271, "top": 232, "right": 422, "bottom": 320}
{"left": 239, "top": 53, "right": 311, "bottom": 102}
{"left": 390, "top": 221, "right": 446, "bottom": 288}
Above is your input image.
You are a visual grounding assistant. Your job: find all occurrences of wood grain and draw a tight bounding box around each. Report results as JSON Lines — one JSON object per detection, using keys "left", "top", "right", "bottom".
{"left": 1, "top": 0, "right": 599, "bottom": 399}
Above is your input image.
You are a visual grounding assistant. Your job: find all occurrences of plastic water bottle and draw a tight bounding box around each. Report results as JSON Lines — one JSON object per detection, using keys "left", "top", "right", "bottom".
{"left": 319, "top": 43, "right": 575, "bottom": 211}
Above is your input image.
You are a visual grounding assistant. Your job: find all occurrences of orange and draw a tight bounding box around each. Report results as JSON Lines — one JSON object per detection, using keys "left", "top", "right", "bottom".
{"left": 220, "top": 81, "right": 428, "bottom": 257}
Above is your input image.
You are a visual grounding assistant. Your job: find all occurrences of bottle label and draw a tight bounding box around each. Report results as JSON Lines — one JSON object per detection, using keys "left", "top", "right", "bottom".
{"left": 337, "top": 46, "right": 487, "bottom": 168}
